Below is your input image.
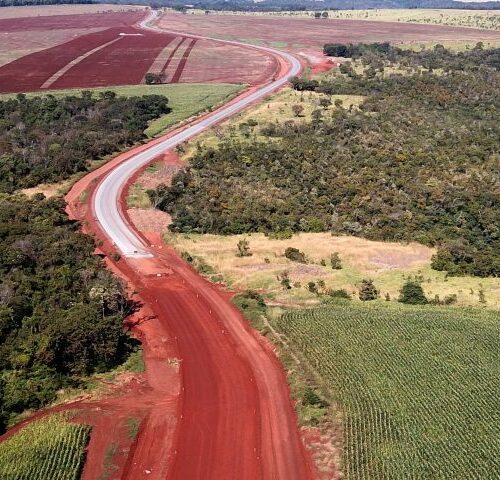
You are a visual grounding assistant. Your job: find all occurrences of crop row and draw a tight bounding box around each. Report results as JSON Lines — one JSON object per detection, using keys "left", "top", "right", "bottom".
{"left": 0, "top": 413, "right": 91, "bottom": 480}
{"left": 277, "top": 304, "right": 500, "bottom": 479}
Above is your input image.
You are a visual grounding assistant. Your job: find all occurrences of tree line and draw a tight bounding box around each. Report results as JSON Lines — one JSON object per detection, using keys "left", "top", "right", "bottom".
{"left": 0, "top": 91, "right": 172, "bottom": 432}
{"left": 150, "top": 45, "right": 499, "bottom": 277}
{"left": 0, "top": 194, "right": 137, "bottom": 432}
{"left": 0, "top": 92, "right": 170, "bottom": 193}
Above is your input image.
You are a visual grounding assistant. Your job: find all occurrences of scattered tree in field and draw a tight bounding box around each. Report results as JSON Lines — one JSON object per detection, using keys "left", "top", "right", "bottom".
{"left": 291, "top": 104, "right": 304, "bottom": 117}
{"left": 308, "top": 281, "right": 319, "bottom": 295}
{"left": 145, "top": 72, "right": 166, "bottom": 85}
{"left": 277, "top": 271, "right": 292, "bottom": 290}
{"left": 319, "top": 97, "right": 331, "bottom": 108}
{"left": 285, "top": 247, "right": 307, "bottom": 263}
{"left": 236, "top": 238, "right": 252, "bottom": 257}
{"left": 479, "top": 288, "right": 487, "bottom": 304}
{"left": 359, "top": 279, "right": 379, "bottom": 301}
{"left": 311, "top": 109, "right": 323, "bottom": 122}
{"left": 398, "top": 279, "right": 428, "bottom": 305}
{"left": 330, "top": 252, "right": 342, "bottom": 270}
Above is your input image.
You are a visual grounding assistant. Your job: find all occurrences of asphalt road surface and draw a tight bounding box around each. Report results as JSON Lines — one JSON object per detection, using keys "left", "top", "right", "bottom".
{"left": 93, "top": 11, "right": 301, "bottom": 257}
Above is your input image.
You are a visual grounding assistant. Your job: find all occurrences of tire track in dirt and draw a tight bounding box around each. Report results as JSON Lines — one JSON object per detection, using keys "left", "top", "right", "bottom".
{"left": 170, "top": 38, "right": 197, "bottom": 83}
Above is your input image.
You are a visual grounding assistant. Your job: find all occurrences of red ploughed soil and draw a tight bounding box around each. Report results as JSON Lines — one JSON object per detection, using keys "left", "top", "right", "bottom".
{"left": 51, "top": 28, "right": 176, "bottom": 89}
{"left": 178, "top": 38, "right": 278, "bottom": 85}
{"left": 0, "top": 11, "right": 143, "bottom": 32}
{"left": 158, "top": 13, "right": 500, "bottom": 50}
{"left": 0, "top": 25, "right": 178, "bottom": 93}
{"left": 0, "top": 27, "right": 127, "bottom": 92}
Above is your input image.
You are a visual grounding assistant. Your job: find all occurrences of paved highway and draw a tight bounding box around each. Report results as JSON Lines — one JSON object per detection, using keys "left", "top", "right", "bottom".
{"left": 93, "top": 11, "right": 301, "bottom": 257}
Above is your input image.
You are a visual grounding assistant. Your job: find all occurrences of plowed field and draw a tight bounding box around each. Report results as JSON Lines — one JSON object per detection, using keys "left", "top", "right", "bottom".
{"left": 157, "top": 12, "right": 500, "bottom": 50}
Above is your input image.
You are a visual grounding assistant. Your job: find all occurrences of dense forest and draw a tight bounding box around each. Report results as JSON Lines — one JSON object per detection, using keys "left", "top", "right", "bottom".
{"left": 0, "top": 195, "right": 136, "bottom": 432}
{"left": 0, "top": 92, "right": 170, "bottom": 192}
{"left": 151, "top": 45, "right": 499, "bottom": 277}
{"left": 0, "top": 92, "right": 171, "bottom": 433}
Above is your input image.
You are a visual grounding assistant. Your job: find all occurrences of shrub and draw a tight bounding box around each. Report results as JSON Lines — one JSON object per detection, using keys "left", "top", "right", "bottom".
{"left": 328, "top": 289, "right": 351, "bottom": 299}
{"left": 330, "top": 252, "right": 342, "bottom": 270}
{"left": 285, "top": 247, "right": 307, "bottom": 263}
{"left": 398, "top": 280, "right": 428, "bottom": 305}
{"left": 277, "top": 271, "right": 292, "bottom": 290}
{"left": 236, "top": 238, "right": 252, "bottom": 257}
{"left": 268, "top": 229, "right": 294, "bottom": 240}
{"left": 308, "top": 282, "right": 319, "bottom": 295}
{"left": 359, "top": 279, "right": 379, "bottom": 301}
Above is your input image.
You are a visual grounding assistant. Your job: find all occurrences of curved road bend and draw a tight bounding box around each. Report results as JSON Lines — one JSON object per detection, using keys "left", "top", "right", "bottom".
{"left": 95, "top": 12, "right": 301, "bottom": 257}
{"left": 92, "top": 10, "right": 313, "bottom": 480}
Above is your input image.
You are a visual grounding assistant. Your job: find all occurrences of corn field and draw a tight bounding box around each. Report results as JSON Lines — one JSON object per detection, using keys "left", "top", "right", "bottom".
{"left": 0, "top": 413, "right": 91, "bottom": 480}
{"left": 277, "top": 304, "right": 500, "bottom": 479}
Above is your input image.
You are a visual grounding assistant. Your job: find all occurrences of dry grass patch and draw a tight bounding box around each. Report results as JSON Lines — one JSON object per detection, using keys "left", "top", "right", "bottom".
{"left": 167, "top": 232, "right": 500, "bottom": 307}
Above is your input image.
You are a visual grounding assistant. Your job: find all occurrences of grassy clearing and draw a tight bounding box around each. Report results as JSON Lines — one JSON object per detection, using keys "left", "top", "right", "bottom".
{"left": 166, "top": 232, "right": 500, "bottom": 307}
{"left": 183, "top": 87, "right": 364, "bottom": 158}
{"left": 0, "top": 83, "right": 244, "bottom": 138}
{"left": 0, "top": 413, "right": 91, "bottom": 480}
{"left": 276, "top": 303, "right": 500, "bottom": 479}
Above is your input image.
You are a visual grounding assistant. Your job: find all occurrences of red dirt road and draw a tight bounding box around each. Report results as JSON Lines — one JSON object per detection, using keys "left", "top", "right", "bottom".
{"left": 136, "top": 248, "right": 314, "bottom": 479}
{"left": 62, "top": 83, "right": 315, "bottom": 477}
{"left": 0, "top": 16, "right": 315, "bottom": 478}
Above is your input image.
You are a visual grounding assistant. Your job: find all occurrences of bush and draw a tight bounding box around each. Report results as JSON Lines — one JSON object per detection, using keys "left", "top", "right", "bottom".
{"left": 398, "top": 280, "right": 428, "bottom": 305}
{"left": 359, "top": 279, "right": 379, "bottom": 301}
{"left": 236, "top": 238, "right": 252, "bottom": 257}
{"left": 330, "top": 252, "right": 342, "bottom": 270}
{"left": 328, "top": 289, "right": 351, "bottom": 299}
{"left": 285, "top": 247, "right": 307, "bottom": 263}
{"left": 277, "top": 271, "right": 292, "bottom": 290}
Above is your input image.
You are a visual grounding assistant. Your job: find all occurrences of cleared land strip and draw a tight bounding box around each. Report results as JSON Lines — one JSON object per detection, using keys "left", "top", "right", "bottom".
{"left": 41, "top": 36, "right": 123, "bottom": 89}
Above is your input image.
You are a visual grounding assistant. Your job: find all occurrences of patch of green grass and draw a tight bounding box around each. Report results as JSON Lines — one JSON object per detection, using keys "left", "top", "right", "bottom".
{"left": 125, "top": 417, "right": 140, "bottom": 440}
{"left": 277, "top": 303, "right": 500, "bottom": 479}
{"left": 99, "top": 442, "right": 118, "bottom": 480}
{"left": 0, "top": 413, "right": 91, "bottom": 480}
{"left": 116, "top": 349, "right": 145, "bottom": 374}
{"left": 126, "top": 184, "right": 151, "bottom": 209}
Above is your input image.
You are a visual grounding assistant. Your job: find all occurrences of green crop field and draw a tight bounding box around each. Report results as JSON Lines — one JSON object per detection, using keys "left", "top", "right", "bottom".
{"left": 277, "top": 304, "right": 500, "bottom": 479}
{"left": 0, "top": 413, "right": 91, "bottom": 480}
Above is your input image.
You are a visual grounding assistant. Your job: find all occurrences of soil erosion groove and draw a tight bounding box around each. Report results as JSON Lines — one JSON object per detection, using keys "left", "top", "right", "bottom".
{"left": 76, "top": 10, "right": 314, "bottom": 480}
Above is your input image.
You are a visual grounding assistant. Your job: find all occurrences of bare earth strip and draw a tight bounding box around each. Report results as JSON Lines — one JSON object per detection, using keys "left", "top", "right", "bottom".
{"left": 41, "top": 36, "right": 123, "bottom": 89}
